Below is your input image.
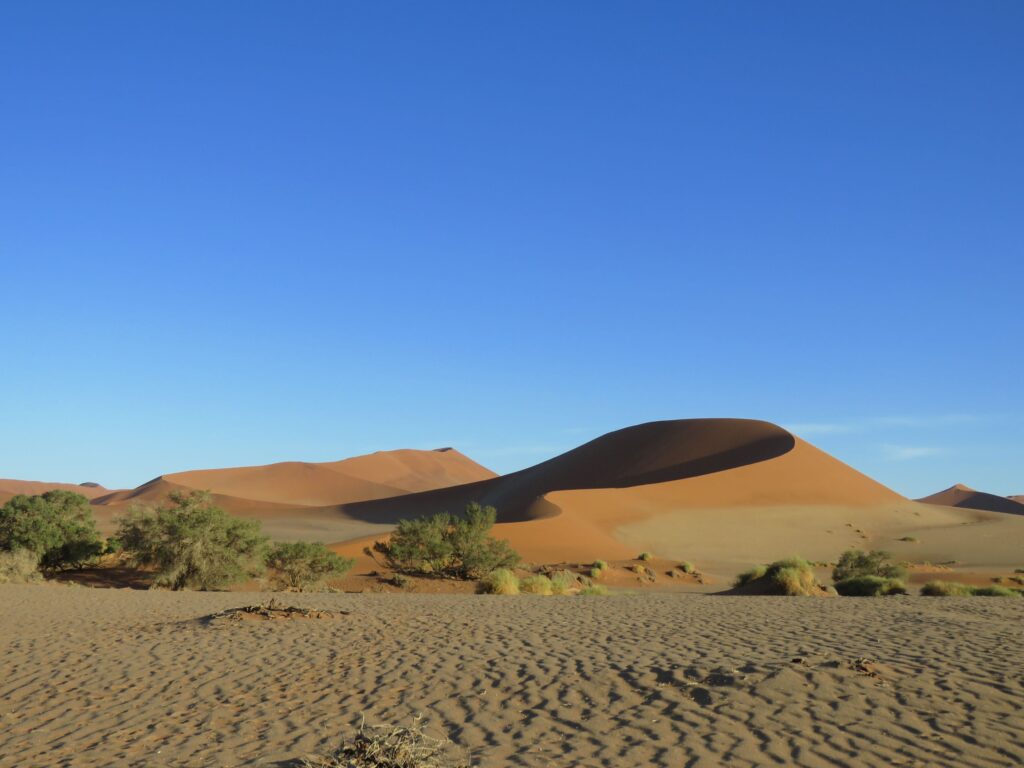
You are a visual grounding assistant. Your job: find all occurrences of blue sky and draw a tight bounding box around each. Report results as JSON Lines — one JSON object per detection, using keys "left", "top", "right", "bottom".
{"left": 1, "top": 2, "right": 1021, "bottom": 497}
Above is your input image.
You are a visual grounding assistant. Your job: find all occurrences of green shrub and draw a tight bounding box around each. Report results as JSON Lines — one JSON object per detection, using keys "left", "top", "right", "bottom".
{"left": 833, "top": 549, "right": 907, "bottom": 583}
{"left": 0, "top": 549, "right": 42, "bottom": 584}
{"left": 0, "top": 491, "right": 104, "bottom": 571}
{"left": 373, "top": 503, "right": 519, "bottom": 579}
{"left": 103, "top": 537, "right": 123, "bottom": 555}
{"left": 638, "top": 552, "right": 654, "bottom": 561}
{"left": 593, "top": 559, "right": 609, "bottom": 571}
{"left": 920, "top": 581, "right": 1020, "bottom": 597}
{"left": 115, "top": 491, "right": 268, "bottom": 590}
{"left": 733, "top": 557, "right": 821, "bottom": 595}
{"left": 834, "top": 575, "right": 907, "bottom": 596}
{"left": 898, "top": 536, "right": 918, "bottom": 543}
{"left": 549, "top": 570, "right": 577, "bottom": 595}
{"left": 971, "top": 585, "right": 1020, "bottom": 597}
{"left": 386, "top": 573, "right": 412, "bottom": 589}
{"left": 588, "top": 566, "right": 603, "bottom": 580}
{"left": 266, "top": 541, "right": 354, "bottom": 591}
{"left": 477, "top": 568, "right": 520, "bottom": 595}
{"left": 677, "top": 561, "right": 695, "bottom": 574}
{"left": 734, "top": 565, "right": 767, "bottom": 587}
{"left": 579, "top": 584, "right": 609, "bottom": 596}
{"left": 520, "top": 574, "right": 553, "bottom": 595}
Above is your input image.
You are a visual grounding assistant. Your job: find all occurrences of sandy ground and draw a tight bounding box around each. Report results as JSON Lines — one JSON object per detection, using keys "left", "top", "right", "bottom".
{"left": 1, "top": 586, "right": 1021, "bottom": 768}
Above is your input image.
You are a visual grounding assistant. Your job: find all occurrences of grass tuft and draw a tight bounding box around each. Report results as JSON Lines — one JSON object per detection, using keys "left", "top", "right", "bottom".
{"left": 834, "top": 575, "right": 907, "bottom": 596}
{"left": 477, "top": 568, "right": 520, "bottom": 595}
{"left": 519, "top": 574, "right": 553, "bottom": 595}
{"left": 921, "top": 581, "right": 1021, "bottom": 597}
{"left": 637, "top": 552, "right": 654, "bottom": 561}
{"left": 733, "top": 557, "right": 823, "bottom": 596}
{"left": 578, "top": 584, "right": 609, "bottom": 596}
{"left": 548, "top": 570, "right": 577, "bottom": 595}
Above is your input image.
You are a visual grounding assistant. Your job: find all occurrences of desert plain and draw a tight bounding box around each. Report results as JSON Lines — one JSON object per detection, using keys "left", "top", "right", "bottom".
{"left": 2, "top": 418, "right": 1023, "bottom": 767}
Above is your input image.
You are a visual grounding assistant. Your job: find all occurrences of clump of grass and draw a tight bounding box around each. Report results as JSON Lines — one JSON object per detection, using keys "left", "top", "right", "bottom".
{"left": 588, "top": 566, "right": 603, "bottom": 580}
{"left": 578, "top": 584, "right": 609, "bottom": 596}
{"left": 1015, "top": 568, "right": 1024, "bottom": 574}
{"left": 477, "top": 568, "right": 520, "bottom": 595}
{"left": 834, "top": 575, "right": 907, "bottom": 597}
{"left": 547, "top": 570, "right": 576, "bottom": 595}
{"left": 302, "top": 716, "right": 468, "bottom": 768}
{"left": 593, "top": 559, "right": 609, "bottom": 571}
{"left": 519, "top": 574, "right": 553, "bottom": 595}
{"left": 386, "top": 574, "right": 412, "bottom": 590}
{"left": 638, "top": 552, "right": 654, "bottom": 562}
{"left": 0, "top": 549, "right": 42, "bottom": 584}
{"left": 676, "top": 561, "right": 695, "bottom": 574}
{"left": 733, "top": 557, "right": 822, "bottom": 596}
{"left": 898, "top": 536, "right": 919, "bottom": 543}
{"left": 921, "top": 581, "right": 1021, "bottom": 597}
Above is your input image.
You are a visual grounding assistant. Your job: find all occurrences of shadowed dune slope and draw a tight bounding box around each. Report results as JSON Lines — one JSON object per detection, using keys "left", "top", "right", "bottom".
{"left": 334, "top": 418, "right": 863, "bottom": 526}
{"left": 917, "top": 484, "right": 1024, "bottom": 515}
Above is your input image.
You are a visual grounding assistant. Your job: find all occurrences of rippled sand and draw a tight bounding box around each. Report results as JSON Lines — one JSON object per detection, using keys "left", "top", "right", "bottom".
{"left": 1, "top": 585, "right": 1021, "bottom": 767}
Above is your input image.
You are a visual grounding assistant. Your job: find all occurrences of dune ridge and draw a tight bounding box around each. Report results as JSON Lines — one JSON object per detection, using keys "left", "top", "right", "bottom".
{"left": 918, "top": 484, "right": 1024, "bottom": 515}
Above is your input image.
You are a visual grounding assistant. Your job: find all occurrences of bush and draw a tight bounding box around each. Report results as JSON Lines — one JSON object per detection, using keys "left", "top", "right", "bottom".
{"left": 374, "top": 503, "right": 519, "bottom": 579}
{"left": 733, "top": 557, "right": 821, "bottom": 595}
{"left": 0, "top": 549, "right": 42, "bottom": 584}
{"left": 116, "top": 490, "right": 268, "bottom": 590}
{"left": 921, "top": 581, "right": 1021, "bottom": 597}
{"left": 267, "top": 541, "right": 354, "bottom": 591}
{"left": 589, "top": 566, "right": 603, "bottom": 580}
{"left": 677, "top": 561, "right": 695, "bottom": 574}
{"left": 833, "top": 549, "right": 906, "bottom": 583}
{"left": 834, "top": 575, "right": 907, "bottom": 596}
{"left": 593, "top": 559, "right": 609, "bottom": 571}
{"left": 520, "top": 574, "right": 553, "bottom": 595}
{"left": 0, "top": 491, "right": 104, "bottom": 571}
{"left": 638, "top": 552, "right": 654, "bottom": 561}
{"left": 549, "top": 570, "right": 577, "bottom": 595}
{"left": 579, "top": 584, "right": 609, "bottom": 596}
{"left": 477, "top": 568, "right": 520, "bottom": 595}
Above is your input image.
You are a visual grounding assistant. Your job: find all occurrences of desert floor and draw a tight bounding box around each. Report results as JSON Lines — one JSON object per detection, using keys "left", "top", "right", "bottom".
{"left": 1, "top": 585, "right": 1021, "bottom": 768}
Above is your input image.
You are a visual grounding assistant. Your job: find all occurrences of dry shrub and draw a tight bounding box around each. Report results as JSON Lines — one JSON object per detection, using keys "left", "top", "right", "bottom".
{"left": 548, "top": 570, "right": 577, "bottom": 595}
{"left": 519, "top": 574, "right": 553, "bottom": 595}
{"left": 0, "top": 549, "right": 42, "bottom": 584}
{"left": 922, "top": 581, "right": 1021, "bottom": 597}
{"left": 578, "top": 584, "right": 609, "bottom": 596}
{"left": 302, "top": 717, "right": 468, "bottom": 768}
{"left": 477, "top": 568, "right": 519, "bottom": 595}
{"left": 733, "top": 557, "right": 823, "bottom": 596}
{"left": 638, "top": 552, "right": 654, "bottom": 561}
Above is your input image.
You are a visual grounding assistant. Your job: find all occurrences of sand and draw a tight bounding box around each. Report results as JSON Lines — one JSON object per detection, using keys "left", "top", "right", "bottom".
{"left": 1, "top": 585, "right": 1021, "bottom": 767}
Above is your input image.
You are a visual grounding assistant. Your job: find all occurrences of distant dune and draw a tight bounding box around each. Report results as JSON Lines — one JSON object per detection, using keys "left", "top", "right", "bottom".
{"left": 0, "top": 479, "right": 110, "bottom": 504}
{"left": 917, "top": 484, "right": 1024, "bottom": 515}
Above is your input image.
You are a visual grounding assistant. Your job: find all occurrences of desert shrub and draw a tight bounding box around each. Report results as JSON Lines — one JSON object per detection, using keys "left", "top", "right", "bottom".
{"left": 638, "top": 551, "right": 654, "bottom": 561}
{"left": 386, "top": 573, "right": 412, "bottom": 589}
{"left": 549, "top": 570, "right": 577, "bottom": 595}
{"left": 0, "top": 549, "right": 42, "bottom": 584}
{"left": 477, "top": 568, "right": 519, "bottom": 595}
{"left": 0, "top": 491, "right": 104, "bottom": 571}
{"left": 677, "top": 561, "right": 695, "bottom": 574}
{"left": 267, "top": 541, "right": 354, "bottom": 591}
{"left": 898, "top": 536, "right": 919, "bottom": 543}
{"left": 920, "top": 581, "right": 1020, "bottom": 597}
{"left": 734, "top": 557, "right": 821, "bottom": 595}
{"left": 520, "top": 574, "right": 553, "bottom": 595}
{"left": 116, "top": 490, "right": 268, "bottom": 590}
{"left": 733, "top": 565, "right": 766, "bottom": 587}
{"left": 103, "top": 537, "right": 123, "bottom": 555}
{"left": 972, "top": 585, "right": 1020, "bottom": 597}
{"left": 593, "top": 559, "right": 609, "bottom": 571}
{"left": 833, "top": 549, "right": 907, "bottom": 583}
{"left": 834, "top": 575, "right": 907, "bottom": 596}
{"left": 1015, "top": 568, "right": 1024, "bottom": 574}
{"left": 579, "top": 584, "right": 609, "bottom": 596}
{"left": 374, "top": 503, "right": 519, "bottom": 579}
{"left": 589, "top": 566, "right": 603, "bottom": 580}
{"left": 302, "top": 717, "right": 469, "bottom": 768}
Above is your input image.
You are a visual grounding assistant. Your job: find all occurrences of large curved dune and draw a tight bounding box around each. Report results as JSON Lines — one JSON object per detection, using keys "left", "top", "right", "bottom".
{"left": 917, "top": 484, "right": 1024, "bottom": 515}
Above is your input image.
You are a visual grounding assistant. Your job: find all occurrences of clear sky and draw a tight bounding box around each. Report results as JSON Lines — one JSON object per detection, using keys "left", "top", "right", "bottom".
{"left": 1, "top": 2, "right": 1021, "bottom": 497}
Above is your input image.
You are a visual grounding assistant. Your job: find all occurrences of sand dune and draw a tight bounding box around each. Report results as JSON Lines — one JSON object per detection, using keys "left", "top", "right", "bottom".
{"left": 1, "top": 585, "right": 1021, "bottom": 768}
{"left": 108, "top": 448, "right": 495, "bottom": 508}
{"left": 918, "top": 483, "right": 1024, "bottom": 515}
{"left": 0, "top": 478, "right": 109, "bottom": 502}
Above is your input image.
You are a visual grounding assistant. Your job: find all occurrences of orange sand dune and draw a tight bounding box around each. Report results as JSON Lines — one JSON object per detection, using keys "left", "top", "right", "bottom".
{"left": 153, "top": 448, "right": 494, "bottom": 507}
{"left": 0, "top": 479, "right": 110, "bottom": 502}
{"left": 917, "top": 483, "right": 1024, "bottom": 515}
